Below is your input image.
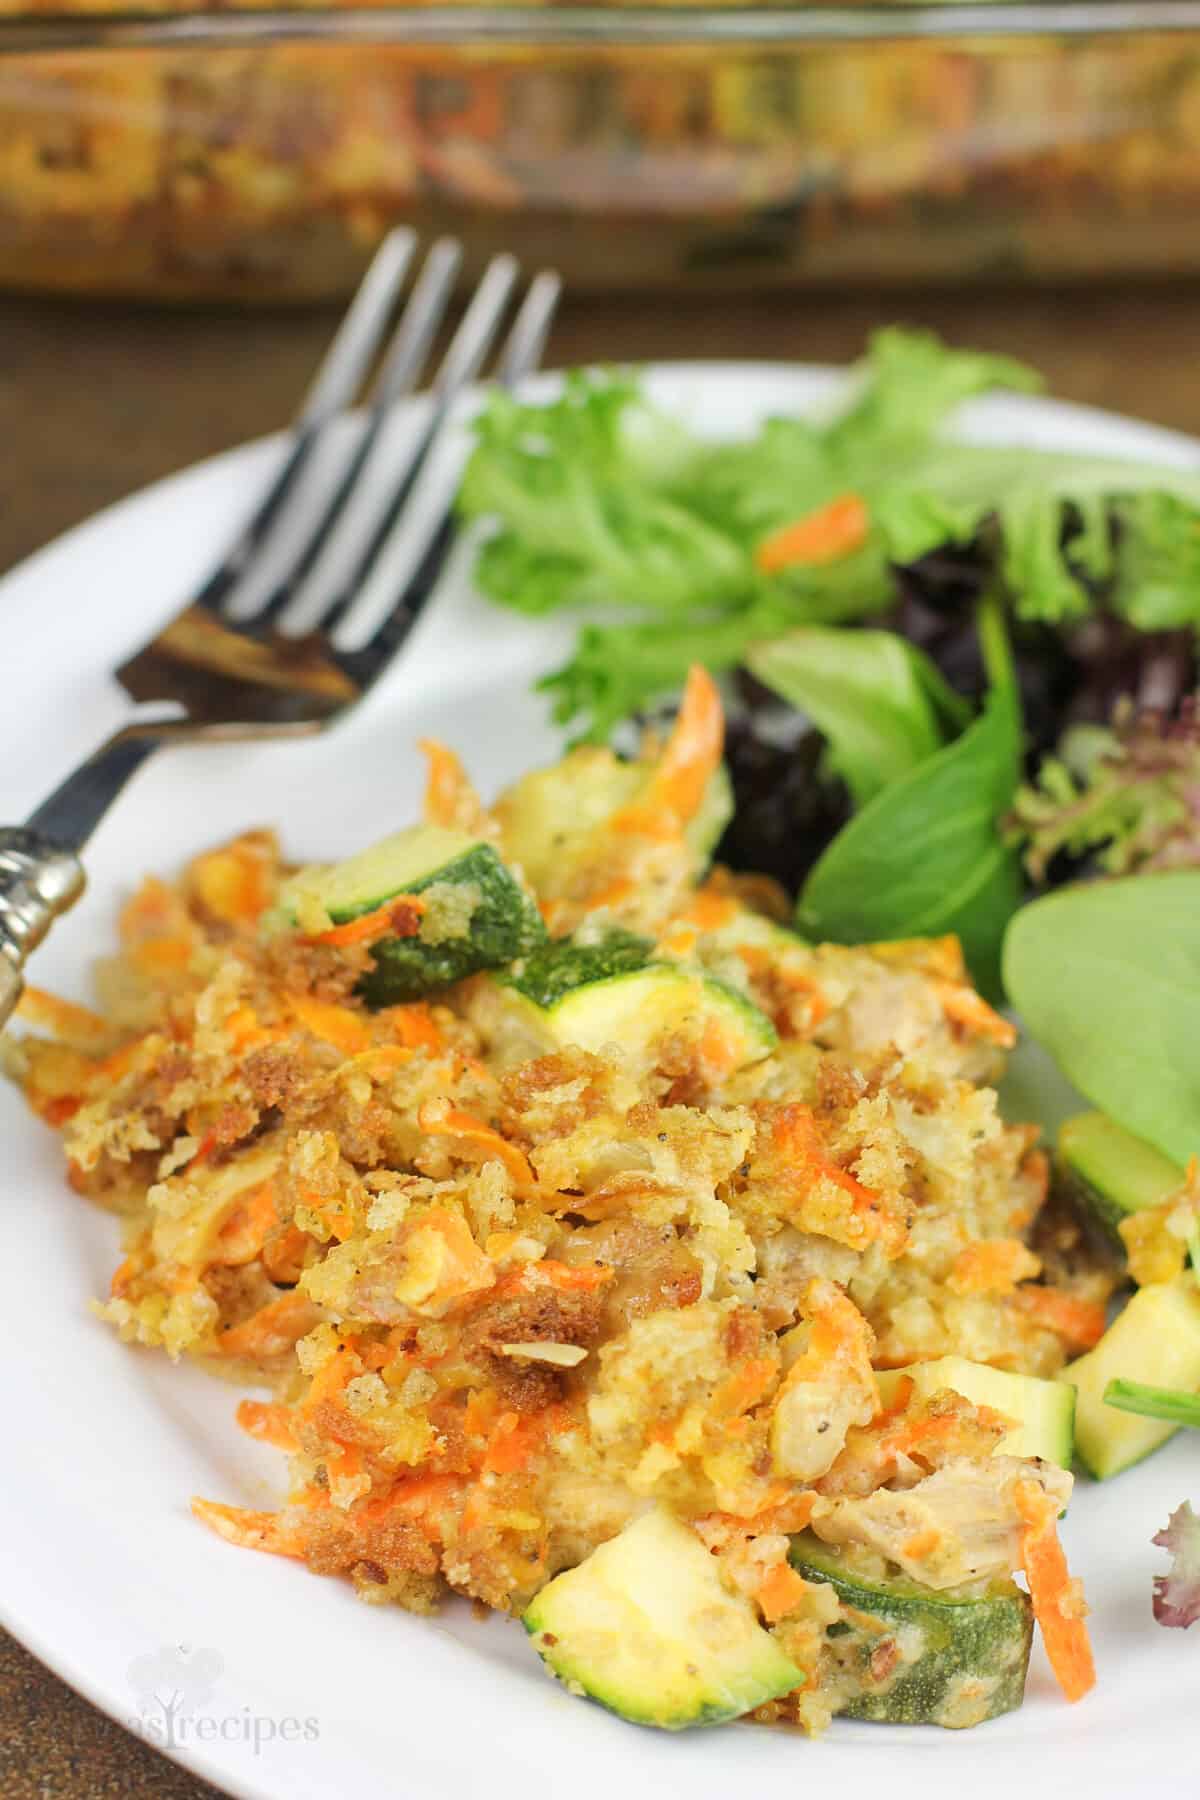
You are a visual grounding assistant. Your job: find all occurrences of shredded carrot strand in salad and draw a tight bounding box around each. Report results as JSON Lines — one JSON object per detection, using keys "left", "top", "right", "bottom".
{"left": 755, "top": 494, "right": 870, "bottom": 573}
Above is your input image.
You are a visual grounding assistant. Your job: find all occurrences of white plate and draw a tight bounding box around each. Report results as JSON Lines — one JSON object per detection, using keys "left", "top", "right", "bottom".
{"left": 3, "top": 362, "right": 1199, "bottom": 1800}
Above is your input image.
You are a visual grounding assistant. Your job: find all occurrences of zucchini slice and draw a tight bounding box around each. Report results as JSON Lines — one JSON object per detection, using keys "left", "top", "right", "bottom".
{"left": 499, "top": 941, "right": 777, "bottom": 1071}
{"left": 875, "top": 1357, "right": 1075, "bottom": 1469}
{"left": 1067, "top": 1281, "right": 1200, "bottom": 1478}
{"left": 550, "top": 966, "right": 774, "bottom": 1068}
{"left": 277, "top": 825, "right": 545, "bottom": 1004}
{"left": 790, "top": 1532, "right": 1033, "bottom": 1729}
{"left": 1056, "top": 1111, "right": 1183, "bottom": 1254}
{"left": 523, "top": 1508, "right": 803, "bottom": 1729}
{"left": 506, "top": 930, "right": 654, "bottom": 1009}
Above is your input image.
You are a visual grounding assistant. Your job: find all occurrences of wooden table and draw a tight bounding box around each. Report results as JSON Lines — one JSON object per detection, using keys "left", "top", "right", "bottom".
{"left": 2, "top": 277, "right": 1197, "bottom": 1799}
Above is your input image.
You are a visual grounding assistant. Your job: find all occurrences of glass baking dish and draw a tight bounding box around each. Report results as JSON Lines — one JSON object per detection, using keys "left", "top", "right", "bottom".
{"left": 3, "top": 4, "right": 1200, "bottom": 300}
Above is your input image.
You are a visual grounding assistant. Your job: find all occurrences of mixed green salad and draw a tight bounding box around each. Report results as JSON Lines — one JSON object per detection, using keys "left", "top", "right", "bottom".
{"left": 458, "top": 330, "right": 1200, "bottom": 1629}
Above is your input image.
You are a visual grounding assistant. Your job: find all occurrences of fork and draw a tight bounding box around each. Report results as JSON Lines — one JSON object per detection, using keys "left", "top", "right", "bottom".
{"left": 0, "top": 230, "right": 560, "bottom": 1030}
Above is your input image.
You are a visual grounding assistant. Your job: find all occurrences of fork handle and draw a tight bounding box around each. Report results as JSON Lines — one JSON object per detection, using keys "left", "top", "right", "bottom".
{"left": 0, "top": 830, "right": 87, "bottom": 1031}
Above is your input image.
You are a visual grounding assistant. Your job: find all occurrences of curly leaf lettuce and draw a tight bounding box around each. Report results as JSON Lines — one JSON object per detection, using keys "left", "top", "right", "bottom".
{"left": 1008, "top": 702, "right": 1200, "bottom": 881}
{"left": 459, "top": 371, "right": 745, "bottom": 618}
{"left": 1153, "top": 1502, "right": 1200, "bottom": 1629}
{"left": 459, "top": 332, "right": 1042, "bottom": 738}
{"left": 824, "top": 327, "right": 1042, "bottom": 465}
{"left": 461, "top": 330, "right": 1200, "bottom": 741}
{"left": 877, "top": 443, "right": 1200, "bottom": 625}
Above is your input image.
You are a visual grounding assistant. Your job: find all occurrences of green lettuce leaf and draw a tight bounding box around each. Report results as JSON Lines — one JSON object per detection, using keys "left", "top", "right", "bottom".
{"left": 459, "top": 333, "right": 1043, "bottom": 737}
{"left": 825, "top": 327, "right": 1042, "bottom": 466}
{"left": 458, "top": 371, "right": 745, "bottom": 617}
{"left": 539, "top": 603, "right": 795, "bottom": 745}
{"left": 874, "top": 442, "right": 1200, "bottom": 626}
{"left": 746, "top": 628, "right": 969, "bottom": 808}
{"left": 1002, "top": 869, "right": 1200, "bottom": 1166}
{"left": 460, "top": 331, "right": 1200, "bottom": 742}
{"left": 799, "top": 678, "right": 1023, "bottom": 996}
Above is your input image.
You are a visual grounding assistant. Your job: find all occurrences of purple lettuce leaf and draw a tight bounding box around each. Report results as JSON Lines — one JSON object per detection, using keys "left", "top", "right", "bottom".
{"left": 1152, "top": 1501, "right": 1200, "bottom": 1628}
{"left": 1010, "top": 696, "right": 1200, "bottom": 882}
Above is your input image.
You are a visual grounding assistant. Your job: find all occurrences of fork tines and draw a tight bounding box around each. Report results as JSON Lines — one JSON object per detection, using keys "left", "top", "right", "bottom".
{"left": 208, "top": 231, "right": 559, "bottom": 666}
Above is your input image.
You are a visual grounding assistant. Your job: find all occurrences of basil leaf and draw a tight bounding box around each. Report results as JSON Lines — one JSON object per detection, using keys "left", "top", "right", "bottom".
{"left": 1002, "top": 869, "right": 1200, "bottom": 1166}
{"left": 798, "top": 684, "right": 1023, "bottom": 996}
{"left": 746, "top": 629, "right": 969, "bottom": 809}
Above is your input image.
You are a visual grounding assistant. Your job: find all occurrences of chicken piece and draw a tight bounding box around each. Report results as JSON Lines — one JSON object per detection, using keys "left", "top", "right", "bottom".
{"left": 811, "top": 1455, "right": 1072, "bottom": 1589}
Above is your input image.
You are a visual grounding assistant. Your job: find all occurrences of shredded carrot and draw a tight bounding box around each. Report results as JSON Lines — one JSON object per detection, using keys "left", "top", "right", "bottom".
{"left": 290, "top": 996, "right": 373, "bottom": 1056}
{"left": 458, "top": 1486, "right": 491, "bottom": 1535}
{"left": 773, "top": 1103, "right": 880, "bottom": 1211}
{"left": 755, "top": 493, "right": 870, "bottom": 574}
{"left": 581, "top": 876, "right": 635, "bottom": 911}
{"left": 901, "top": 1528, "right": 942, "bottom": 1562}
{"left": 235, "top": 1399, "right": 298, "bottom": 1451}
{"left": 417, "top": 1103, "right": 536, "bottom": 1187}
{"left": 538, "top": 897, "right": 568, "bottom": 932}
{"left": 682, "top": 886, "right": 740, "bottom": 931}
{"left": 1012, "top": 1285, "right": 1107, "bottom": 1351}
{"left": 393, "top": 1208, "right": 497, "bottom": 1313}
{"left": 190, "top": 1498, "right": 306, "bottom": 1558}
{"left": 517, "top": 1259, "right": 615, "bottom": 1295}
{"left": 16, "top": 987, "right": 112, "bottom": 1049}
{"left": 353, "top": 1473, "right": 468, "bottom": 1541}
{"left": 731, "top": 1491, "right": 818, "bottom": 1534}
{"left": 757, "top": 1562, "right": 810, "bottom": 1624}
{"left": 187, "top": 1128, "right": 219, "bottom": 1170}
{"left": 933, "top": 980, "right": 1017, "bottom": 1049}
{"left": 778, "top": 1278, "right": 879, "bottom": 1423}
{"left": 712, "top": 1356, "right": 777, "bottom": 1417}
{"left": 222, "top": 1005, "right": 275, "bottom": 1054}
{"left": 119, "top": 876, "right": 182, "bottom": 944}
{"left": 41, "top": 1095, "right": 81, "bottom": 1127}
{"left": 385, "top": 1003, "right": 443, "bottom": 1053}
{"left": 134, "top": 936, "right": 194, "bottom": 972}
{"left": 214, "top": 1291, "right": 322, "bottom": 1359}
{"left": 214, "top": 1182, "right": 279, "bottom": 1267}
{"left": 699, "top": 1016, "right": 743, "bottom": 1076}
{"left": 882, "top": 1412, "right": 961, "bottom": 1458}
{"left": 463, "top": 1388, "right": 502, "bottom": 1441}
{"left": 658, "top": 923, "right": 699, "bottom": 958}
{"left": 483, "top": 1410, "right": 541, "bottom": 1474}
{"left": 325, "top": 1440, "right": 365, "bottom": 1490}
{"left": 299, "top": 1338, "right": 363, "bottom": 1418}
{"left": 91, "top": 1038, "right": 144, "bottom": 1087}
{"left": 261, "top": 1222, "right": 311, "bottom": 1286}
{"left": 1014, "top": 1479, "right": 1096, "bottom": 1703}
{"left": 419, "top": 738, "right": 486, "bottom": 832}
{"left": 949, "top": 1238, "right": 1042, "bottom": 1297}
{"left": 110, "top": 1256, "right": 140, "bottom": 1299}
{"left": 189, "top": 840, "right": 275, "bottom": 927}
{"left": 309, "top": 896, "right": 424, "bottom": 949}
{"left": 644, "top": 665, "right": 725, "bottom": 828}
{"left": 481, "top": 1404, "right": 572, "bottom": 1475}
{"left": 610, "top": 666, "right": 724, "bottom": 840}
